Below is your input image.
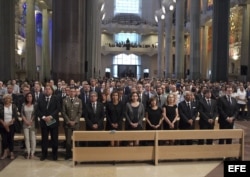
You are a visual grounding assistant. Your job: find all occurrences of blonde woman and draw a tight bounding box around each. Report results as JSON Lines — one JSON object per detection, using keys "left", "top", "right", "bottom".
{"left": 0, "top": 94, "right": 18, "bottom": 159}
{"left": 162, "top": 94, "right": 179, "bottom": 145}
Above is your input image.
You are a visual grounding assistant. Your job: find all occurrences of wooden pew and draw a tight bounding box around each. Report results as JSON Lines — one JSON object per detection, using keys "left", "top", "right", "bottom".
{"left": 72, "top": 129, "right": 244, "bottom": 166}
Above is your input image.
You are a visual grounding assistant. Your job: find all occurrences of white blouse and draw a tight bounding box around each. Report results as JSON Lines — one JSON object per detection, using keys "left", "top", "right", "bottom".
{"left": 4, "top": 105, "right": 12, "bottom": 123}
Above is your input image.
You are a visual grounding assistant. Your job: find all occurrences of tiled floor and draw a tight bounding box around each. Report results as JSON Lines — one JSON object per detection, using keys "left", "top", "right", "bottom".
{"left": 1, "top": 156, "right": 221, "bottom": 177}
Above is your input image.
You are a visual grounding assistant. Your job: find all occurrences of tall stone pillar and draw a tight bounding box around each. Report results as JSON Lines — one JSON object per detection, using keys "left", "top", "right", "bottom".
{"left": 202, "top": 0, "right": 208, "bottom": 13}
{"left": 211, "top": 0, "right": 230, "bottom": 82}
{"left": 26, "top": 0, "right": 36, "bottom": 81}
{"left": 241, "top": 4, "right": 250, "bottom": 81}
{"left": 42, "top": 9, "right": 50, "bottom": 81}
{"left": 165, "top": 10, "right": 173, "bottom": 79}
{"left": 0, "top": 0, "right": 15, "bottom": 81}
{"left": 85, "top": 0, "right": 101, "bottom": 79}
{"left": 190, "top": 0, "right": 201, "bottom": 80}
{"left": 157, "top": 18, "right": 164, "bottom": 78}
{"left": 52, "top": 0, "right": 86, "bottom": 82}
{"left": 201, "top": 26, "right": 209, "bottom": 79}
{"left": 175, "top": 0, "right": 185, "bottom": 79}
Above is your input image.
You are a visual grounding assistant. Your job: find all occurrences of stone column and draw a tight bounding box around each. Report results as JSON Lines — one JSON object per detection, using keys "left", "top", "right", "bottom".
{"left": 85, "top": 0, "right": 100, "bottom": 79}
{"left": 157, "top": 18, "right": 164, "bottom": 78}
{"left": 189, "top": 0, "right": 201, "bottom": 80}
{"left": 0, "top": 0, "right": 15, "bottom": 80}
{"left": 241, "top": 4, "right": 250, "bottom": 81}
{"left": 202, "top": 0, "right": 208, "bottom": 13}
{"left": 52, "top": 0, "right": 86, "bottom": 82}
{"left": 165, "top": 10, "right": 173, "bottom": 79}
{"left": 201, "top": 26, "right": 209, "bottom": 79}
{"left": 175, "top": 0, "right": 185, "bottom": 79}
{"left": 26, "top": 0, "right": 36, "bottom": 80}
{"left": 42, "top": 9, "right": 50, "bottom": 81}
{"left": 211, "top": 0, "right": 230, "bottom": 82}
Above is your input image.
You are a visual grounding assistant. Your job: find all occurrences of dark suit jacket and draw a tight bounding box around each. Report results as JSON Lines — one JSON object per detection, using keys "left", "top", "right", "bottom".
{"left": 84, "top": 101, "right": 105, "bottom": 130}
{"left": 80, "top": 92, "right": 91, "bottom": 105}
{"left": 198, "top": 98, "right": 218, "bottom": 128}
{"left": 36, "top": 95, "right": 60, "bottom": 128}
{"left": 178, "top": 100, "right": 198, "bottom": 129}
{"left": 218, "top": 96, "right": 238, "bottom": 128}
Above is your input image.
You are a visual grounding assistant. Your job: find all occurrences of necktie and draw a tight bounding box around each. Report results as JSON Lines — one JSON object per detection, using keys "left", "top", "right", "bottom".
{"left": 207, "top": 99, "right": 211, "bottom": 106}
{"left": 46, "top": 97, "right": 50, "bottom": 109}
{"left": 92, "top": 103, "right": 96, "bottom": 113}
{"left": 36, "top": 93, "right": 39, "bottom": 101}
{"left": 227, "top": 96, "right": 232, "bottom": 104}
{"left": 158, "top": 95, "right": 161, "bottom": 105}
{"left": 187, "top": 102, "right": 191, "bottom": 110}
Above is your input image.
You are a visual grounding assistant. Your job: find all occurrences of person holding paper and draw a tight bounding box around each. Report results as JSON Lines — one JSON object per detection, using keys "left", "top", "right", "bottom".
{"left": 36, "top": 85, "right": 60, "bottom": 161}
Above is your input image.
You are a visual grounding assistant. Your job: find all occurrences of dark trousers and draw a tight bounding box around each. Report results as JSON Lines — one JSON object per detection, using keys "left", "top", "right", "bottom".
{"left": 41, "top": 126, "right": 58, "bottom": 157}
{"left": 198, "top": 124, "right": 214, "bottom": 145}
{"left": 237, "top": 104, "right": 246, "bottom": 119}
{"left": 0, "top": 125, "right": 15, "bottom": 152}
{"left": 219, "top": 123, "right": 233, "bottom": 144}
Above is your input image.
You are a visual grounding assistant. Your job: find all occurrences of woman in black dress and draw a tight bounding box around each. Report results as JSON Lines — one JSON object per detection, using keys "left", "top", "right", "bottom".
{"left": 106, "top": 91, "right": 123, "bottom": 146}
{"left": 146, "top": 97, "right": 163, "bottom": 130}
{"left": 162, "top": 93, "right": 179, "bottom": 145}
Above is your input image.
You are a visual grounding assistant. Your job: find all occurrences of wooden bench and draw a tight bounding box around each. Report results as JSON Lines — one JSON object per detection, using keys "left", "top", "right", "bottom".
{"left": 72, "top": 129, "right": 244, "bottom": 166}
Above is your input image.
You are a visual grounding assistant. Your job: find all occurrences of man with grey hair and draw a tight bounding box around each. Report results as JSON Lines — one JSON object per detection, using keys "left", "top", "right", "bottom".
{"left": 178, "top": 91, "right": 198, "bottom": 145}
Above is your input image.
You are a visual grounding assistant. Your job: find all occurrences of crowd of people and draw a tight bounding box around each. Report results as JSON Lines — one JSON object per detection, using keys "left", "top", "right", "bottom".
{"left": 0, "top": 77, "right": 249, "bottom": 161}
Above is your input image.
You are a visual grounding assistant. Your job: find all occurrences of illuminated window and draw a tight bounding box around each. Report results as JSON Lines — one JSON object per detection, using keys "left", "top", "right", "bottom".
{"left": 113, "top": 54, "right": 141, "bottom": 78}
{"left": 115, "top": 33, "right": 141, "bottom": 44}
{"left": 114, "top": 0, "right": 141, "bottom": 15}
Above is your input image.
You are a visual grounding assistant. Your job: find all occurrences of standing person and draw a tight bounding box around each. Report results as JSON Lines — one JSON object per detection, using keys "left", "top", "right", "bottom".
{"left": 246, "top": 85, "right": 250, "bottom": 121}
{"left": 146, "top": 97, "right": 163, "bottom": 130}
{"left": 21, "top": 92, "right": 36, "bottom": 159}
{"left": 198, "top": 89, "right": 218, "bottom": 145}
{"left": 61, "top": 87, "right": 82, "bottom": 160}
{"left": 162, "top": 94, "right": 179, "bottom": 145}
{"left": 84, "top": 91, "right": 105, "bottom": 131}
{"left": 125, "top": 92, "right": 145, "bottom": 146}
{"left": 178, "top": 91, "right": 198, "bottom": 145}
{"left": 0, "top": 94, "right": 18, "bottom": 159}
{"left": 36, "top": 85, "right": 60, "bottom": 161}
{"left": 236, "top": 83, "right": 247, "bottom": 120}
{"left": 106, "top": 91, "right": 124, "bottom": 146}
{"left": 218, "top": 86, "right": 238, "bottom": 144}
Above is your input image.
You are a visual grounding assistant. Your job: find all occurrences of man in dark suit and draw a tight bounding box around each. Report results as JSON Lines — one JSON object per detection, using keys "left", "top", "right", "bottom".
{"left": 90, "top": 78, "right": 101, "bottom": 98}
{"left": 54, "top": 81, "right": 63, "bottom": 96}
{"left": 84, "top": 91, "right": 105, "bottom": 131}
{"left": 198, "top": 89, "right": 218, "bottom": 145}
{"left": 218, "top": 86, "right": 238, "bottom": 144}
{"left": 32, "top": 82, "right": 44, "bottom": 104}
{"left": 117, "top": 87, "right": 128, "bottom": 107}
{"left": 137, "top": 83, "right": 149, "bottom": 111}
{"left": 37, "top": 85, "right": 60, "bottom": 161}
{"left": 178, "top": 91, "right": 198, "bottom": 145}
{"left": 61, "top": 87, "right": 82, "bottom": 159}
{"left": 6, "top": 84, "right": 19, "bottom": 109}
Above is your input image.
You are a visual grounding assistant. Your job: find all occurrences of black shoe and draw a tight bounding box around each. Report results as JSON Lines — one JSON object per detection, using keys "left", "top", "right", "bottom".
{"left": 40, "top": 156, "right": 46, "bottom": 161}
{"left": 53, "top": 156, "right": 58, "bottom": 161}
{"left": 64, "top": 156, "right": 72, "bottom": 160}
